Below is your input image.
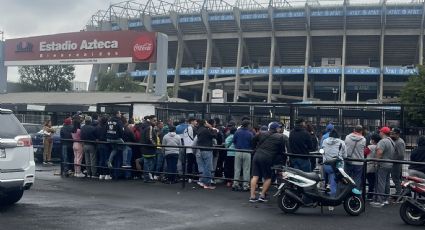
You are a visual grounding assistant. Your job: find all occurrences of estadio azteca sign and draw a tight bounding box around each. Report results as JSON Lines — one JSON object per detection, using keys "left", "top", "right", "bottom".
{"left": 4, "top": 31, "right": 157, "bottom": 66}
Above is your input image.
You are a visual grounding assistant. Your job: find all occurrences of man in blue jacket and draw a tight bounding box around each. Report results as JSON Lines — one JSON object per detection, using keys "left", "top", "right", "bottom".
{"left": 232, "top": 120, "right": 254, "bottom": 191}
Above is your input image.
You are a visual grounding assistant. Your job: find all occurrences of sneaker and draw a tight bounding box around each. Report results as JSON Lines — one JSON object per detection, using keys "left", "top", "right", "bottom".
{"left": 249, "top": 197, "right": 258, "bottom": 203}
{"left": 188, "top": 179, "right": 193, "bottom": 183}
{"left": 203, "top": 185, "right": 216, "bottom": 190}
{"left": 43, "top": 162, "right": 48, "bottom": 165}
{"left": 383, "top": 200, "right": 390, "bottom": 205}
{"left": 258, "top": 196, "right": 268, "bottom": 203}
{"left": 105, "top": 175, "right": 112, "bottom": 180}
{"left": 107, "top": 161, "right": 113, "bottom": 168}
{"left": 99, "top": 175, "right": 105, "bottom": 180}
{"left": 197, "top": 181, "right": 205, "bottom": 187}
{"left": 328, "top": 206, "right": 335, "bottom": 211}
{"left": 75, "top": 173, "right": 85, "bottom": 178}
{"left": 47, "top": 162, "right": 53, "bottom": 165}
{"left": 211, "top": 179, "right": 216, "bottom": 185}
{"left": 153, "top": 176, "right": 159, "bottom": 181}
{"left": 370, "top": 202, "right": 385, "bottom": 208}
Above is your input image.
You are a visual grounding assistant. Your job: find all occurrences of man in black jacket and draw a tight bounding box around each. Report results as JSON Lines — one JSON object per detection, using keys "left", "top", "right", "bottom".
{"left": 140, "top": 115, "right": 158, "bottom": 183}
{"left": 81, "top": 116, "right": 98, "bottom": 178}
{"left": 106, "top": 110, "right": 124, "bottom": 169}
{"left": 249, "top": 122, "right": 286, "bottom": 202}
{"left": 289, "top": 118, "right": 314, "bottom": 172}
{"left": 196, "top": 120, "right": 217, "bottom": 189}
{"left": 60, "top": 117, "right": 73, "bottom": 176}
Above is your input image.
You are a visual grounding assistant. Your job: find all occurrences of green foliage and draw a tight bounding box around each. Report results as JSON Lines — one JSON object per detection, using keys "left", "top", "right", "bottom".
{"left": 400, "top": 65, "right": 425, "bottom": 125}
{"left": 97, "top": 72, "right": 145, "bottom": 92}
{"left": 18, "top": 65, "right": 75, "bottom": 92}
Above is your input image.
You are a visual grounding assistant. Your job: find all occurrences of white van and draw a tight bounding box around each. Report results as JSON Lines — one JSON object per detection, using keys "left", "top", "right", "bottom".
{"left": 0, "top": 108, "right": 35, "bottom": 205}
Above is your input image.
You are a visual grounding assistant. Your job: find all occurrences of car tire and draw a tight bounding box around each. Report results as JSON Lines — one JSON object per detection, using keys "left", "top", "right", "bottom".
{"left": 0, "top": 188, "right": 24, "bottom": 206}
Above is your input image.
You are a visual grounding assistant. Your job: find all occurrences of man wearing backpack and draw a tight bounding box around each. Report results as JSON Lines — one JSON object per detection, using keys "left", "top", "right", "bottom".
{"left": 344, "top": 125, "right": 366, "bottom": 189}
{"left": 371, "top": 127, "right": 396, "bottom": 208}
{"left": 390, "top": 128, "right": 406, "bottom": 196}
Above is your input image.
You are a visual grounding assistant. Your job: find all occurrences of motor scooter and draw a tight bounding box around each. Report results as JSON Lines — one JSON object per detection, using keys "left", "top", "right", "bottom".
{"left": 397, "top": 176, "right": 425, "bottom": 226}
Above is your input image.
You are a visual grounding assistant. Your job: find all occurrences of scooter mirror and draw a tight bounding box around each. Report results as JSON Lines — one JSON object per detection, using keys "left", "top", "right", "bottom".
{"left": 319, "top": 149, "right": 325, "bottom": 155}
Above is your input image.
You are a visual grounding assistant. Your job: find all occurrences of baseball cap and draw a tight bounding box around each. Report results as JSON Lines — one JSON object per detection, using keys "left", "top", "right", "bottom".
{"left": 380, "top": 127, "right": 391, "bottom": 135}
{"left": 269, "top": 122, "right": 282, "bottom": 130}
{"left": 391, "top": 127, "right": 401, "bottom": 134}
{"left": 326, "top": 123, "right": 335, "bottom": 132}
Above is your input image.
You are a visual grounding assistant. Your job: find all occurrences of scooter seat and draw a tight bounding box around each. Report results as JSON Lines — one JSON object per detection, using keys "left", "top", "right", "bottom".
{"left": 285, "top": 167, "right": 321, "bottom": 181}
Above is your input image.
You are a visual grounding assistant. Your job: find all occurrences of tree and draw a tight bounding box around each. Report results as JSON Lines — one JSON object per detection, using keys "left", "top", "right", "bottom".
{"left": 18, "top": 65, "right": 75, "bottom": 92}
{"left": 97, "top": 71, "right": 145, "bottom": 92}
{"left": 400, "top": 65, "right": 425, "bottom": 125}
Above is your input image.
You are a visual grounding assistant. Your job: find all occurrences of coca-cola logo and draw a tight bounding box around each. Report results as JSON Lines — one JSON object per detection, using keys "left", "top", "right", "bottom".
{"left": 133, "top": 36, "right": 155, "bottom": 60}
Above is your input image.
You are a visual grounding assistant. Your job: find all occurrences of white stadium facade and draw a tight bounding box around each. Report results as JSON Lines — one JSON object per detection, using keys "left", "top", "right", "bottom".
{"left": 86, "top": 0, "right": 424, "bottom": 103}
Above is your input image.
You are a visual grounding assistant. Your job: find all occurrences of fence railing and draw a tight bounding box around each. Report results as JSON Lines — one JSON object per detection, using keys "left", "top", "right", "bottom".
{"left": 60, "top": 138, "right": 425, "bottom": 205}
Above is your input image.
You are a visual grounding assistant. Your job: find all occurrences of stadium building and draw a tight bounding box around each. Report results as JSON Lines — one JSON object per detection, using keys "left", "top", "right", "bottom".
{"left": 85, "top": 0, "right": 423, "bottom": 103}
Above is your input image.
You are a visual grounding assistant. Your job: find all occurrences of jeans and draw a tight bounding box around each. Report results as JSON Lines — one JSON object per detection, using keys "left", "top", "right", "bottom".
{"left": 108, "top": 139, "right": 124, "bottom": 165}
{"left": 196, "top": 150, "right": 213, "bottom": 185}
{"left": 83, "top": 144, "right": 97, "bottom": 177}
{"left": 166, "top": 154, "right": 179, "bottom": 182}
{"left": 345, "top": 164, "right": 363, "bottom": 189}
{"left": 123, "top": 146, "right": 133, "bottom": 167}
{"left": 366, "top": 172, "right": 376, "bottom": 199}
{"left": 61, "top": 144, "right": 72, "bottom": 173}
{"left": 97, "top": 144, "right": 110, "bottom": 176}
{"left": 391, "top": 163, "right": 402, "bottom": 195}
{"left": 374, "top": 167, "right": 392, "bottom": 203}
{"left": 155, "top": 150, "right": 165, "bottom": 174}
{"left": 143, "top": 157, "right": 156, "bottom": 181}
{"left": 233, "top": 152, "right": 251, "bottom": 189}
{"left": 291, "top": 158, "right": 311, "bottom": 172}
{"left": 224, "top": 156, "right": 235, "bottom": 181}
{"left": 324, "top": 164, "right": 337, "bottom": 196}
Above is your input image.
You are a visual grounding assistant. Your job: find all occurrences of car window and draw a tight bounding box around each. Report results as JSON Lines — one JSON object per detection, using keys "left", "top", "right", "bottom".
{"left": 0, "top": 114, "right": 27, "bottom": 138}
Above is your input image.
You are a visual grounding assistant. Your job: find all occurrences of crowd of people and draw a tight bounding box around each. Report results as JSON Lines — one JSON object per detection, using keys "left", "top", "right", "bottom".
{"left": 54, "top": 110, "right": 425, "bottom": 205}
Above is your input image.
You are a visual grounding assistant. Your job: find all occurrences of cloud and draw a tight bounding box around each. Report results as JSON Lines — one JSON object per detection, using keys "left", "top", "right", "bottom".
{"left": 0, "top": 0, "right": 111, "bottom": 83}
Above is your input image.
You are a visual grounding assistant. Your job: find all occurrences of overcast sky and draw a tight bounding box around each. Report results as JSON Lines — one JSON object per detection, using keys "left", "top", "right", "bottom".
{"left": 0, "top": 0, "right": 113, "bottom": 83}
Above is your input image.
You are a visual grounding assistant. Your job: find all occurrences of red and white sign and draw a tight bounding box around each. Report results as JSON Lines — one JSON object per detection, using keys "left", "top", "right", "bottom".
{"left": 4, "top": 31, "right": 157, "bottom": 66}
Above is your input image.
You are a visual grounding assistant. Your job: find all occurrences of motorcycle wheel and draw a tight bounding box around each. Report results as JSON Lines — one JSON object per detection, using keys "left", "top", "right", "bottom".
{"left": 278, "top": 193, "right": 300, "bottom": 214}
{"left": 400, "top": 201, "right": 425, "bottom": 226}
{"left": 343, "top": 195, "right": 363, "bottom": 216}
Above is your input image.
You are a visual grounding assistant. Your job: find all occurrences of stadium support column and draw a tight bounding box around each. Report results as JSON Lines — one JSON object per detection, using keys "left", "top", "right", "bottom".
{"left": 379, "top": 1, "right": 387, "bottom": 102}
{"left": 233, "top": 8, "right": 243, "bottom": 102}
{"left": 303, "top": 5, "right": 311, "bottom": 102}
{"left": 420, "top": 2, "right": 425, "bottom": 65}
{"left": 170, "top": 12, "right": 183, "bottom": 98}
{"left": 341, "top": 0, "right": 347, "bottom": 103}
{"left": 88, "top": 64, "right": 100, "bottom": 91}
{"left": 201, "top": 10, "right": 212, "bottom": 102}
{"left": 267, "top": 6, "right": 276, "bottom": 103}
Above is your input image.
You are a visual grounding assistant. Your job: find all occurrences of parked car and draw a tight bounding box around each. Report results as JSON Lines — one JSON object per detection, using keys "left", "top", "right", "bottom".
{"left": 0, "top": 108, "right": 35, "bottom": 205}
{"left": 21, "top": 123, "right": 43, "bottom": 154}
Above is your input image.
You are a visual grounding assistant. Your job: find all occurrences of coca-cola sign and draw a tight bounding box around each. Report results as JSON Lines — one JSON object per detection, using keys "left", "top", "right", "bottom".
{"left": 133, "top": 36, "right": 155, "bottom": 61}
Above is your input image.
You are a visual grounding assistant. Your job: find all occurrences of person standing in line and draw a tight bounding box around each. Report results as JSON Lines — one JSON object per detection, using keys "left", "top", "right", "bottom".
{"left": 71, "top": 118, "right": 84, "bottom": 178}
{"left": 154, "top": 120, "right": 165, "bottom": 181}
{"left": 80, "top": 116, "right": 98, "bottom": 178}
{"left": 162, "top": 126, "right": 181, "bottom": 183}
{"left": 306, "top": 122, "right": 319, "bottom": 171}
{"left": 195, "top": 120, "right": 218, "bottom": 189}
{"left": 182, "top": 117, "right": 198, "bottom": 182}
{"left": 390, "top": 128, "right": 406, "bottom": 196}
{"left": 249, "top": 122, "right": 286, "bottom": 202}
{"left": 106, "top": 111, "right": 125, "bottom": 169}
{"left": 43, "top": 120, "right": 55, "bottom": 165}
{"left": 232, "top": 120, "right": 254, "bottom": 191}
{"left": 371, "top": 127, "right": 396, "bottom": 208}
{"left": 121, "top": 116, "right": 136, "bottom": 180}
{"left": 60, "top": 117, "right": 73, "bottom": 176}
{"left": 344, "top": 125, "right": 366, "bottom": 189}
{"left": 364, "top": 133, "right": 381, "bottom": 200}
{"left": 289, "top": 118, "right": 314, "bottom": 172}
{"left": 320, "top": 123, "right": 335, "bottom": 148}
{"left": 96, "top": 115, "right": 112, "bottom": 180}
{"left": 408, "top": 136, "right": 425, "bottom": 178}
{"left": 141, "top": 115, "right": 158, "bottom": 183}
{"left": 224, "top": 127, "right": 237, "bottom": 187}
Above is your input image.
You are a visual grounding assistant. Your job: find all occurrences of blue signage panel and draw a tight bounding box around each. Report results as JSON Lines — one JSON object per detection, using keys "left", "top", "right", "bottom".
{"left": 387, "top": 7, "right": 422, "bottom": 15}
{"left": 151, "top": 18, "right": 172, "bottom": 25}
{"left": 240, "top": 13, "right": 268, "bottom": 20}
{"left": 128, "top": 20, "right": 143, "bottom": 28}
{"left": 311, "top": 10, "right": 343, "bottom": 17}
{"left": 383, "top": 67, "right": 418, "bottom": 75}
{"left": 179, "top": 16, "right": 202, "bottom": 23}
{"left": 347, "top": 8, "right": 381, "bottom": 16}
{"left": 308, "top": 67, "right": 342, "bottom": 74}
{"left": 209, "top": 14, "right": 234, "bottom": 21}
{"left": 273, "top": 67, "right": 305, "bottom": 74}
{"left": 274, "top": 11, "right": 305, "bottom": 18}
{"left": 345, "top": 67, "right": 380, "bottom": 75}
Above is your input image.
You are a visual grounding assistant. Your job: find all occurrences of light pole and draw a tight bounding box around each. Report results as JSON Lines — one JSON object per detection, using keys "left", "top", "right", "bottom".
{"left": 332, "top": 88, "right": 338, "bottom": 103}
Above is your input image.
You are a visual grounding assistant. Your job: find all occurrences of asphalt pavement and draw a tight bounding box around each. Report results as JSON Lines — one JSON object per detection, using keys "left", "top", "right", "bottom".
{"left": 0, "top": 165, "right": 419, "bottom": 230}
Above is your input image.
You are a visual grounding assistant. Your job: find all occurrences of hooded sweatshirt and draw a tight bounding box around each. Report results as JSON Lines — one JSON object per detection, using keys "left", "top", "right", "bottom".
{"left": 345, "top": 132, "right": 366, "bottom": 165}
{"left": 322, "top": 137, "right": 347, "bottom": 163}
{"left": 162, "top": 132, "right": 182, "bottom": 155}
